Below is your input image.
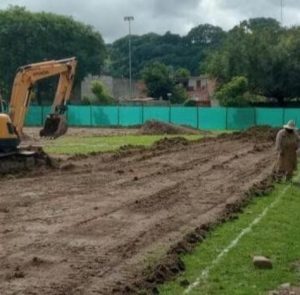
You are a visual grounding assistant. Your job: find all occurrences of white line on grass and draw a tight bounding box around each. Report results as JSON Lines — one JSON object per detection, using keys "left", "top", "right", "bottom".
{"left": 184, "top": 178, "right": 297, "bottom": 294}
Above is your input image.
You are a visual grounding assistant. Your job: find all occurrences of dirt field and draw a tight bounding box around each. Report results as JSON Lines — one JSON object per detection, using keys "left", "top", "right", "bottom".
{"left": 0, "top": 129, "right": 277, "bottom": 294}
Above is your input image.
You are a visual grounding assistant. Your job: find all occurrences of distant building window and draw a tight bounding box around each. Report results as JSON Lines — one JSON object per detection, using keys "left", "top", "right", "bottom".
{"left": 196, "top": 80, "right": 201, "bottom": 89}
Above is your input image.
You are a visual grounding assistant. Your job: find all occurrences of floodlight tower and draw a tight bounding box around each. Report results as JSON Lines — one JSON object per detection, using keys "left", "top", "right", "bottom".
{"left": 281, "top": 0, "right": 284, "bottom": 24}
{"left": 124, "top": 16, "right": 134, "bottom": 99}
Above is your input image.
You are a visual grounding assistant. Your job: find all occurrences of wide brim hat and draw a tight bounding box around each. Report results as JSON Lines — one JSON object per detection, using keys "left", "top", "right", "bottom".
{"left": 284, "top": 120, "right": 297, "bottom": 130}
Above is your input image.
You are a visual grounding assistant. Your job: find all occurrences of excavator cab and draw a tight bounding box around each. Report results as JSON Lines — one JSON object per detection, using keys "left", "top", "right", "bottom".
{"left": 0, "top": 98, "right": 20, "bottom": 152}
{"left": 0, "top": 114, "right": 20, "bottom": 152}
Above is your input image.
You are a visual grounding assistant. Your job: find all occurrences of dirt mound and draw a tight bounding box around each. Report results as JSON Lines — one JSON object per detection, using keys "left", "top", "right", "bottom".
{"left": 243, "top": 125, "right": 280, "bottom": 141}
{"left": 140, "top": 120, "right": 201, "bottom": 135}
{"left": 153, "top": 136, "right": 190, "bottom": 149}
{"left": 232, "top": 126, "right": 280, "bottom": 142}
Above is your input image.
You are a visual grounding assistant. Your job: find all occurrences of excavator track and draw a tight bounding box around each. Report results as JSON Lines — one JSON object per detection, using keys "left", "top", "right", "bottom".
{"left": 0, "top": 149, "right": 54, "bottom": 175}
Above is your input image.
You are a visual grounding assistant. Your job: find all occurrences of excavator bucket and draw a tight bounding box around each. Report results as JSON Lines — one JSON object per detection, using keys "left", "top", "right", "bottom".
{"left": 40, "top": 114, "right": 68, "bottom": 138}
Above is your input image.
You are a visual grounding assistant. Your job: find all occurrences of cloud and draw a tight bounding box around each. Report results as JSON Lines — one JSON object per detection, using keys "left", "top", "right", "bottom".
{"left": 0, "top": 0, "right": 300, "bottom": 43}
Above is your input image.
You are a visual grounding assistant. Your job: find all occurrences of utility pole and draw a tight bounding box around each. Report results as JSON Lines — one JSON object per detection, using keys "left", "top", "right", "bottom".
{"left": 124, "top": 16, "right": 134, "bottom": 99}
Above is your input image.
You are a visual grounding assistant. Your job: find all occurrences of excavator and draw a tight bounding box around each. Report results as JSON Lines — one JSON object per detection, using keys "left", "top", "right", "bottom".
{"left": 0, "top": 57, "right": 77, "bottom": 174}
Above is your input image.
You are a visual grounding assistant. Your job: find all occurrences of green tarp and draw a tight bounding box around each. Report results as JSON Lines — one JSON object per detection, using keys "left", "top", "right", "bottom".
{"left": 25, "top": 106, "right": 295, "bottom": 130}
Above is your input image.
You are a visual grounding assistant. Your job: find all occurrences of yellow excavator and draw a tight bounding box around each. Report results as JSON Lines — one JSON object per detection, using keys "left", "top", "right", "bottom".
{"left": 0, "top": 57, "right": 77, "bottom": 173}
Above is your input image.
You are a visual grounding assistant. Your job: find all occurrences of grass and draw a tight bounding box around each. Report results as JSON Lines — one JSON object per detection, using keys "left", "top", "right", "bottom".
{"left": 159, "top": 174, "right": 300, "bottom": 295}
{"left": 44, "top": 134, "right": 204, "bottom": 155}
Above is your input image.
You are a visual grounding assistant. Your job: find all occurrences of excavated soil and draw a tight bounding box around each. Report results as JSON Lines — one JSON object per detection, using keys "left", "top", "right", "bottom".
{"left": 139, "top": 120, "right": 203, "bottom": 135}
{"left": 269, "top": 286, "right": 300, "bottom": 295}
{"left": 0, "top": 127, "right": 278, "bottom": 295}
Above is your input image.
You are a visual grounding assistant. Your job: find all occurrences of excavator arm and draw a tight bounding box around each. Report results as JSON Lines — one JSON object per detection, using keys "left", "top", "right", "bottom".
{"left": 9, "top": 57, "right": 77, "bottom": 137}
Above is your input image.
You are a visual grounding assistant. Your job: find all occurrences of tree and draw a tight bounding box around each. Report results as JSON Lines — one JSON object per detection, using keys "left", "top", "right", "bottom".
{"left": 174, "top": 68, "right": 190, "bottom": 80}
{"left": 108, "top": 24, "right": 225, "bottom": 79}
{"left": 142, "top": 62, "right": 189, "bottom": 104}
{"left": 171, "top": 84, "right": 189, "bottom": 104}
{"left": 215, "top": 76, "right": 249, "bottom": 106}
{"left": 185, "top": 24, "right": 226, "bottom": 48}
{"left": 0, "top": 6, "right": 106, "bottom": 103}
{"left": 205, "top": 17, "right": 300, "bottom": 104}
{"left": 142, "top": 62, "right": 173, "bottom": 100}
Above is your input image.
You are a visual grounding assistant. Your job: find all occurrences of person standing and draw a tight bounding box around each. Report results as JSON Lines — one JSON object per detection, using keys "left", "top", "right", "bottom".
{"left": 275, "top": 120, "right": 300, "bottom": 180}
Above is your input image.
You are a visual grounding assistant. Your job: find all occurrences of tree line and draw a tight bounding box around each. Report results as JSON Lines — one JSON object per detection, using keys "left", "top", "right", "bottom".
{"left": 1, "top": 6, "right": 300, "bottom": 106}
{"left": 206, "top": 18, "right": 300, "bottom": 106}
{"left": 0, "top": 6, "right": 106, "bottom": 104}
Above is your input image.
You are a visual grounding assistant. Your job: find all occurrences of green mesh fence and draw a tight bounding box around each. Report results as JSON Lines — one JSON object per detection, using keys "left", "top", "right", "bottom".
{"left": 143, "top": 106, "right": 170, "bottom": 123}
{"left": 256, "top": 108, "right": 283, "bottom": 127}
{"left": 170, "top": 107, "right": 198, "bottom": 128}
{"left": 68, "top": 106, "right": 91, "bottom": 126}
{"left": 284, "top": 109, "right": 300, "bottom": 127}
{"left": 227, "top": 108, "right": 256, "bottom": 130}
{"left": 25, "top": 106, "right": 43, "bottom": 126}
{"left": 119, "top": 106, "right": 143, "bottom": 126}
{"left": 198, "top": 108, "right": 227, "bottom": 130}
{"left": 91, "top": 106, "right": 118, "bottom": 126}
{"left": 24, "top": 106, "right": 298, "bottom": 130}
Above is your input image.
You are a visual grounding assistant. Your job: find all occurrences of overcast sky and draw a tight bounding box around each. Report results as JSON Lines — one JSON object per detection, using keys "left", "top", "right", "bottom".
{"left": 0, "top": 0, "right": 299, "bottom": 43}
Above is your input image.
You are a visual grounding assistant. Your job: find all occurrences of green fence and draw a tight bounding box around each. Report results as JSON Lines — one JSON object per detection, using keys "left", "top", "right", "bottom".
{"left": 25, "top": 106, "right": 300, "bottom": 130}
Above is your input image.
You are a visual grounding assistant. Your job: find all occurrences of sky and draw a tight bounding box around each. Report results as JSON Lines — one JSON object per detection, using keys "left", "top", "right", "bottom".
{"left": 0, "top": 0, "right": 299, "bottom": 43}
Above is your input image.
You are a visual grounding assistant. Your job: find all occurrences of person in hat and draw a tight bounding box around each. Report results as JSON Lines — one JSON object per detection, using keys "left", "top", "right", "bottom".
{"left": 275, "top": 120, "right": 300, "bottom": 180}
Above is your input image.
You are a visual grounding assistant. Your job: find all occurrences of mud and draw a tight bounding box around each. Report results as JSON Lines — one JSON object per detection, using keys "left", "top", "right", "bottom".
{"left": 0, "top": 128, "right": 278, "bottom": 295}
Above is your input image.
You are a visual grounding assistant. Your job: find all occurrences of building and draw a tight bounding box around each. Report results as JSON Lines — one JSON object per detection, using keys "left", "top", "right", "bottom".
{"left": 81, "top": 75, "right": 146, "bottom": 101}
{"left": 81, "top": 74, "right": 217, "bottom": 106}
{"left": 186, "top": 75, "right": 217, "bottom": 106}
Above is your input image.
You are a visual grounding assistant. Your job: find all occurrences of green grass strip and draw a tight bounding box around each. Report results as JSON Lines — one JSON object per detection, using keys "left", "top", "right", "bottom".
{"left": 44, "top": 134, "right": 203, "bottom": 155}
{"left": 160, "top": 174, "right": 300, "bottom": 295}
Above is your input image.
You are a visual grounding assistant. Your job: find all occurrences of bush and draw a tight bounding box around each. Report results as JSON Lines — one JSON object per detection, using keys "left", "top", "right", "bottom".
{"left": 184, "top": 99, "right": 197, "bottom": 107}
{"left": 215, "top": 76, "right": 249, "bottom": 106}
{"left": 81, "top": 96, "right": 92, "bottom": 105}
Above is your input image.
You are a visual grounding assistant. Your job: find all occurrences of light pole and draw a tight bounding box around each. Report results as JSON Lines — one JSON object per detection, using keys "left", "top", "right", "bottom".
{"left": 281, "top": 0, "right": 284, "bottom": 24}
{"left": 124, "top": 16, "right": 134, "bottom": 99}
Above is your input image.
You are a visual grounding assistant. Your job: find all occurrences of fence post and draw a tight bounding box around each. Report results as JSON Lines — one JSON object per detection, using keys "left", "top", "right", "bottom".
{"left": 225, "top": 107, "right": 228, "bottom": 130}
{"left": 66, "top": 106, "right": 68, "bottom": 123}
{"left": 90, "top": 105, "right": 93, "bottom": 127}
{"left": 169, "top": 104, "right": 171, "bottom": 123}
{"left": 117, "top": 104, "right": 120, "bottom": 126}
{"left": 41, "top": 106, "right": 44, "bottom": 126}
{"left": 254, "top": 107, "right": 257, "bottom": 127}
{"left": 40, "top": 105, "right": 44, "bottom": 126}
{"left": 141, "top": 104, "right": 144, "bottom": 124}
{"left": 197, "top": 106, "right": 200, "bottom": 129}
